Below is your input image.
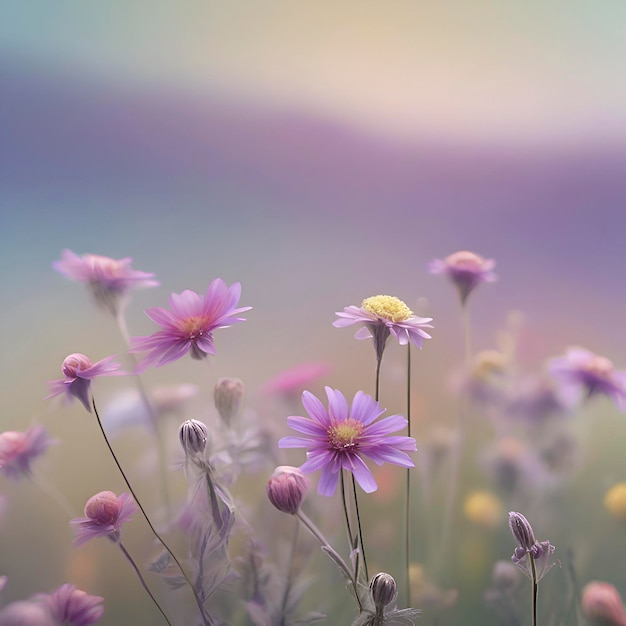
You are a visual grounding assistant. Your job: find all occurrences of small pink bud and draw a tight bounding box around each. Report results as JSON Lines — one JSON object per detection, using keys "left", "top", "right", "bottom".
{"left": 582, "top": 581, "right": 626, "bottom": 626}
{"left": 266, "top": 466, "right": 310, "bottom": 515}
{"left": 214, "top": 378, "right": 245, "bottom": 425}
{"left": 84, "top": 491, "right": 121, "bottom": 526}
{"left": 62, "top": 353, "right": 93, "bottom": 379}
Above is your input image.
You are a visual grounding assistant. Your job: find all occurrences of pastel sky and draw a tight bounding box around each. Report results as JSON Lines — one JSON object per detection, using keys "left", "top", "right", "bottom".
{"left": 3, "top": 2, "right": 626, "bottom": 144}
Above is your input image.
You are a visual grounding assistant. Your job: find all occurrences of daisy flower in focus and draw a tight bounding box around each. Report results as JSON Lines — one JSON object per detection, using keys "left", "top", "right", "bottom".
{"left": 53, "top": 249, "right": 158, "bottom": 315}
{"left": 46, "top": 353, "right": 124, "bottom": 413}
{"left": 129, "top": 278, "right": 251, "bottom": 373}
{"left": 548, "top": 347, "right": 626, "bottom": 412}
{"left": 428, "top": 250, "right": 496, "bottom": 305}
{"left": 70, "top": 491, "right": 137, "bottom": 546}
{"left": 334, "top": 295, "right": 433, "bottom": 363}
{"left": 278, "top": 387, "right": 416, "bottom": 496}
{"left": 0, "top": 426, "right": 53, "bottom": 480}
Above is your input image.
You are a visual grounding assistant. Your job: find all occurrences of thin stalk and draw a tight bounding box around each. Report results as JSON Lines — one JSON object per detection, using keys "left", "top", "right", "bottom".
{"left": 530, "top": 553, "right": 538, "bottom": 626}
{"left": 92, "top": 397, "right": 211, "bottom": 626}
{"left": 351, "top": 475, "right": 369, "bottom": 582}
{"left": 204, "top": 468, "right": 223, "bottom": 531}
{"left": 375, "top": 355, "right": 382, "bottom": 403}
{"left": 116, "top": 312, "right": 172, "bottom": 520}
{"left": 296, "top": 510, "right": 362, "bottom": 610}
{"left": 405, "top": 343, "right": 411, "bottom": 606}
{"left": 340, "top": 471, "right": 356, "bottom": 553}
{"left": 118, "top": 540, "right": 172, "bottom": 626}
{"left": 279, "top": 517, "right": 300, "bottom": 623}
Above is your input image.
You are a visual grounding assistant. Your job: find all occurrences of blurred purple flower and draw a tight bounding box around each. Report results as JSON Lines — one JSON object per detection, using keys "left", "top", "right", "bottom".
{"left": 582, "top": 581, "right": 626, "bottom": 626}
{"left": 278, "top": 387, "right": 416, "bottom": 496}
{"left": 46, "top": 353, "right": 124, "bottom": 412}
{"left": 334, "top": 295, "right": 433, "bottom": 363}
{"left": 261, "top": 361, "right": 332, "bottom": 398}
{"left": 428, "top": 250, "right": 496, "bottom": 305}
{"left": 548, "top": 347, "right": 626, "bottom": 411}
{"left": 129, "top": 279, "right": 251, "bottom": 373}
{"left": 0, "top": 426, "right": 53, "bottom": 480}
{"left": 508, "top": 511, "right": 555, "bottom": 582}
{"left": 70, "top": 491, "right": 137, "bottom": 546}
{"left": 53, "top": 249, "right": 158, "bottom": 315}
{"left": 0, "top": 600, "right": 56, "bottom": 626}
{"left": 40, "top": 584, "right": 104, "bottom": 626}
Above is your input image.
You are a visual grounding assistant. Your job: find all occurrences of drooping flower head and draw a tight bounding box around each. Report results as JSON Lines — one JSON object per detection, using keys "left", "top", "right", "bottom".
{"left": 279, "top": 387, "right": 416, "bottom": 496}
{"left": 0, "top": 426, "right": 53, "bottom": 480}
{"left": 266, "top": 466, "right": 310, "bottom": 514}
{"left": 334, "top": 295, "right": 433, "bottom": 363}
{"left": 428, "top": 250, "right": 496, "bottom": 305}
{"left": 548, "top": 347, "right": 626, "bottom": 412}
{"left": 70, "top": 491, "right": 137, "bottom": 546}
{"left": 582, "top": 581, "right": 626, "bottom": 626}
{"left": 129, "top": 279, "right": 251, "bottom": 373}
{"left": 508, "top": 511, "right": 555, "bottom": 582}
{"left": 46, "top": 353, "right": 124, "bottom": 413}
{"left": 53, "top": 249, "right": 158, "bottom": 316}
{"left": 40, "top": 584, "right": 104, "bottom": 626}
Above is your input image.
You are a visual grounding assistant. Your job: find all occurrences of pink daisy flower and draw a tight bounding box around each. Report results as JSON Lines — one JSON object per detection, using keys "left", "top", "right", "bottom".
{"left": 129, "top": 278, "right": 251, "bottom": 373}
{"left": 334, "top": 295, "right": 433, "bottom": 364}
{"left": 548, "top": 347, "right": 626, "bottom": 412}
{"left": 70, "top": 491, "right": 137, "bottom": 546}
{"left": 278, "top": 387, "right": 416, "bottom": 496}
{"left": 428, "top": 250, "right": 497, "bottom": 305}
{"left": 0, "top": 426, "right": 53, "bottom": 480}
{"left": 53, "top": 249, "right": 158, "bottom": 315}
{"left": 46, "top": 353, "right": 124, "bottom": 413}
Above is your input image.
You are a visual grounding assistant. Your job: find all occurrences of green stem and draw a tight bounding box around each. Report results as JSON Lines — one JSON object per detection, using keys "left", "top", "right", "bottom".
{"left": 92, "top": 397, "right": 212, "bottom": 626}
{"left": 530, "top": 553, "right": 538, "bottom": 626}
{"left": 351, "top": 475, "right": 369, "bottom": 583}
{"left": 405, "top": 343, "right": 412, "bottom": 606}
{"left": 118, "top": 540, "right": 172, "bottom": 625}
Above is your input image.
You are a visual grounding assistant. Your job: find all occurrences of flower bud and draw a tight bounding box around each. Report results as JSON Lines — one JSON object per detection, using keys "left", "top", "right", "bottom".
{"left": 214, "top": 378, "right": 245, "bottom": 425}
{"left": 582, "top": 581, "right": 626, "bottom": 626}
{"left": 84, "top": 491, "right": 121, "bottom": 526}
{"left": 62, "top": 353, "right": 92, "bottom": 379}
{"left": 508, "top": 511, "right": 536, "bottom": 550}
{"left": 370, "top": 572, "right": 397, "bottom": 608}
{"left": 266, "top": 466, "right": 309, "bottom": 514}
{"left": 179, "top": 419, "right": 209, "bottom": 459}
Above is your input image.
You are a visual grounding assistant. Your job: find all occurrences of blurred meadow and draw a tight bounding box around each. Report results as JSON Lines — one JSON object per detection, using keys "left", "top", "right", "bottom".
{"left": 2, "top": 2, "right": 626, "bottom": 625}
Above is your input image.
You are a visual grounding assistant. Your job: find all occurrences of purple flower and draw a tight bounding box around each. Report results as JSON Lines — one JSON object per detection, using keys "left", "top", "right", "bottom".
{"left": 334, "top": 295, "right": 433, "bottom": 363}
{"left": 129, "top": 279, "right": 251, "bottom": 373}
{"left": 261, "top": 361, "right": 332, "bottom": 398}
{"left": 0, "top": 600, "right": 56, "bottom": 626}
{"left": 428, "top": 250, "right": 496, "bottom": 305}
{"left": 53, "top": 249, "right": 158, "bottom": 315}
{"left": 278, "top": 387, "right": 416, "bottom": 496}
{"left": 70, "top": 491, "right": 137, "bottom": 546}
{"left": 508, "top": 511, "right": 555, "bottom": 582}
{"left": 0, "top": 426, "right": 53, "bottom": 480}
{"left": 41, "top": 584, "right": 104, "bottom": 626}
{"left": 266, "top": 466, "right": 310, "bottom": 514}
{"left": 548, "top": 347, "right": 626, "bottom": 411}
{"left": 46, "top": 353, "right": 124, "bottom": 412}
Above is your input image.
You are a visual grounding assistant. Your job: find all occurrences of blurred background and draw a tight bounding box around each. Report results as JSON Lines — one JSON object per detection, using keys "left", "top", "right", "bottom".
{"left": 2, "top": 2, "right": 626, "bottom": 624}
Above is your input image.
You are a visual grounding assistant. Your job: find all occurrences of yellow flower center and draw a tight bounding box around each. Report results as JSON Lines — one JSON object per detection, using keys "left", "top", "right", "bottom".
{"left": 327, "top": 419, "right": 364, "bottom": 450}
{"left": 179, "top": 316, "right": 206, "bottom": 338}
{"left": 361, "top": 295, "right": 413, "bottom": 323}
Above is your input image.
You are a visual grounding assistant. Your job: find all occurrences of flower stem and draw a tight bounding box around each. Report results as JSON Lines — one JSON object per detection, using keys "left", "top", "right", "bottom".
{"left": 375, "top": 354, "right": 382, "bottom": 403}
{"left": 296, "top": 510, "right": 362, "bottom": 610}
{"left": 116, "top": 311, "right": 172, "bottom": 521}
{"left": 530, "top": 553, "right": 538, "bottom": 626}
{"left": 340, "top": 471, "right": 356, "bottom": 554}
{"left": 118, "top": 540, "right": 172, "bottom": 625}
{"left": 405, "top": 342, "right": 412, "bottom": 606}
{"left": 351, "top": 475, "right": 369, "bottom": 583}
{"left": 92, "top": 397, "right": 212, "bottom": 626}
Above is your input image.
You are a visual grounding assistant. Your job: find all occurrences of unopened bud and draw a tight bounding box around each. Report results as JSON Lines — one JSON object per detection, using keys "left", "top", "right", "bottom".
{"left": 214, "top": 378, "right": 245, "bottom": 425}
{"left": 84, "top": 491, "right": 121, "bottom": 526}
{"left": 266, "top": 466, "right": 309, "bottom": 514}
{"left": 582, "top": 581, "right": 626, "bottom": 626}
{"left": 62, "top": 353, "right": 92, "bottom": 379}
{"left": 179, "top": 419, "right": 209, "bottom": 459}
{"left": 508, "top": 511, "right": 536, "bottom": 550}
{"left": 370, "top": 572, "right": 397, "bottom": 608}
